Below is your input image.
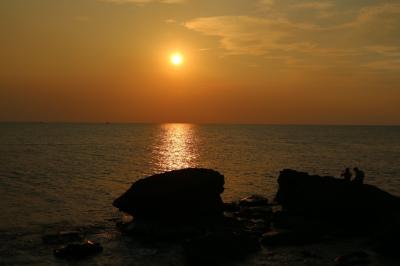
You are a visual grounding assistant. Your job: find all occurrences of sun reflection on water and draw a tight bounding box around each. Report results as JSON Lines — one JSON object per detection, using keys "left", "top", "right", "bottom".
{"left": 153, "top": 123, "right": 199, "bottom": 172}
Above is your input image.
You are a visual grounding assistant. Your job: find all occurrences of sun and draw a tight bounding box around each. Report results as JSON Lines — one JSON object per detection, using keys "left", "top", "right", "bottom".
{"left": 170, "top": 52, "right": 184, "bottom": 66}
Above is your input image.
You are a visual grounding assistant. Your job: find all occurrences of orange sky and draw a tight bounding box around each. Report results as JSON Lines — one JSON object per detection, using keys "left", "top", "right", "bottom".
{"left": 0, "top": 0, "right": 399, "bottom": 124}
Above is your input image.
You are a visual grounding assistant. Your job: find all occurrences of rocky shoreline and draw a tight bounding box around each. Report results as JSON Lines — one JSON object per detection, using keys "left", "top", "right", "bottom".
{"left": 45, "top": 168, "right": 400, "bottom": 265}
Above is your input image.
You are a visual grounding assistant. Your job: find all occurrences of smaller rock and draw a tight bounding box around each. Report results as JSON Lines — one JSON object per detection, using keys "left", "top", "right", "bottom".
{"left": 239, "top": 195, "right": 269, "bottom": 207}
{"left": 54, "top": 240, "right": 103, "bottom": 260}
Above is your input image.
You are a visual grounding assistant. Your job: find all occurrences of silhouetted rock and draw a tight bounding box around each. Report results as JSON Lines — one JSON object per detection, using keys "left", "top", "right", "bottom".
{"left": 275, "top": 169, "right": 400, "bottom": 231}
{"left": 113, "top": 168, "right": 225, "bottom": 218}
{"left": 54, "top": 241, "right": 103, "bottom": 260}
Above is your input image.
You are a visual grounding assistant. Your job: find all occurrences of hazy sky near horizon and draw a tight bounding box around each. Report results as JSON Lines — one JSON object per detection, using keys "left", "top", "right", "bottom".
{"left": 1, "top": 0, "right": 399, "bottom": 124}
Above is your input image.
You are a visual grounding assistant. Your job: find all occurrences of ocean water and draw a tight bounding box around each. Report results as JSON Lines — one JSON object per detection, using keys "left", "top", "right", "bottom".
{"left": 0, "top": 123, "right": 399, "bottom": 265}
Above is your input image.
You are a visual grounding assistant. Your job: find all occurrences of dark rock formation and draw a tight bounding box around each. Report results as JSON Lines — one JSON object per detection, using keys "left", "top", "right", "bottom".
{"left": 276, "top": 169, "right": 400, "bottom": 221}
{"left": 113, "top": 168, "right": 225, "bottom": 218}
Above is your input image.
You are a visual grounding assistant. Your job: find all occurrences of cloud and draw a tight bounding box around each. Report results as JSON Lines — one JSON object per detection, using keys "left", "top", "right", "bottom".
{"left": 184, "top": 2, "right": 400, "bottom": 70}
{"left": 184, "top": 15, "right": 351, "bottom": 57}
{"left": 185, "top": 16, "right": 291, "bottom": 56}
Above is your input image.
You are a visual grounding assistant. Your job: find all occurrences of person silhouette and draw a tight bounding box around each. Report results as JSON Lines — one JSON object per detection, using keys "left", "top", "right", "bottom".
{"left": 341, "top": 168, "right": 352, "bottom": 181}
{"left": 352, "top": 167, "right": 365, "bottom": 184}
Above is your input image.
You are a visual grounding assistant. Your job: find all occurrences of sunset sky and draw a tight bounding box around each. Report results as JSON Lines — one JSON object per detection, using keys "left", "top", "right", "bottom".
{"left": 1, "top": 0, "right": 399, "bottom": 124}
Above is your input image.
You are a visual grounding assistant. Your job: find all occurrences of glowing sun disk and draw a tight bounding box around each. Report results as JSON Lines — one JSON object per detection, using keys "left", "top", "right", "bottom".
{"left": 170, "top": 53, "right": 184, "bottom": 66}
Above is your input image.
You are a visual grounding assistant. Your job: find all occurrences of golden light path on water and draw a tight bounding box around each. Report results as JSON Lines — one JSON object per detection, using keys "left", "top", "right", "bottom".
{"left": 153, "top": 123, "right": 199, "bottom": 172}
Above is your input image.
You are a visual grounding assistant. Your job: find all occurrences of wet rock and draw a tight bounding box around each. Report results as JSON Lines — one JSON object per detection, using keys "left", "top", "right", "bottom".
{"left": 113, "top": 168, "right": 225, "bottom": 218}
{"left": 42, "top": 231, "right": 82, "bottom": 245}
{"left": 54, "top": 240, "right": 103, "bottom": 259}
{"left": 334, "top": 251, "right": 370, "bottom": 265}
{"left": 184, "top": 231, "right": 260, "bottom": 265}
{"left": 239, "top": 195, "right": 269, "bottom": 207}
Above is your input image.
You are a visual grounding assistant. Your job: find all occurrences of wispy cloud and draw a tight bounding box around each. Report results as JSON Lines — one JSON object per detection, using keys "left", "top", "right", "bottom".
{"left": 185, "top": 16, "right": 290, "bottom": 56}
{"left": 185, "top": 1, "right": 400, "bottom": 70}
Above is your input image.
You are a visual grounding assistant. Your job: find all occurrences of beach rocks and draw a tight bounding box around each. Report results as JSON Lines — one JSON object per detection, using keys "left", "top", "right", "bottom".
{"left": 54, "top": 240, "right": 103, "bottom": 260}
{"left": 113, "top": 168, "right": 225, "bottom": 218}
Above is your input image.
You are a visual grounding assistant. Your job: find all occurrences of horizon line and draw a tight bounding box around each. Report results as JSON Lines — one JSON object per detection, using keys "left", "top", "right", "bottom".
{"left": 0, "top": 121, "right": 399, "bottom": 127}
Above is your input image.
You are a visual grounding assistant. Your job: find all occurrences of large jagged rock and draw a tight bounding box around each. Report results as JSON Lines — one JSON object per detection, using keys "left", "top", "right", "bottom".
{"left": 275, "top": 169, "right": 400, "bottom": 229}
{"left": 113, "top": 168, "right": 225, "bottom": 218}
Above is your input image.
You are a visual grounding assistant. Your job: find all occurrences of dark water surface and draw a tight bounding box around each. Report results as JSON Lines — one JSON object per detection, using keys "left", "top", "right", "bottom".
{"left": 0, "top": 123, "right": 399, "bottom": 265}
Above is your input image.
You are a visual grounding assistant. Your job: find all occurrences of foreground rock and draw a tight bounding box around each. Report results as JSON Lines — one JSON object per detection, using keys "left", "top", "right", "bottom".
{"left": 114, "top": 169, "right": 267, "bottom": 264}
{"left": 276, "top": 169, "right": 400, "bottom": 230}
{"left": 112, "top": 168, "right": 400, "bottom": 263}
{"left": 113, "top": 168, "right": 225, "bottom": 218}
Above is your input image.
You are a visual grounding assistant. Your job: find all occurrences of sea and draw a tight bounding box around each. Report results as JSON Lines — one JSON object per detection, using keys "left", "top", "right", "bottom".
{"left": 0, "top": 123, "right": 399, "bottom": 265}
